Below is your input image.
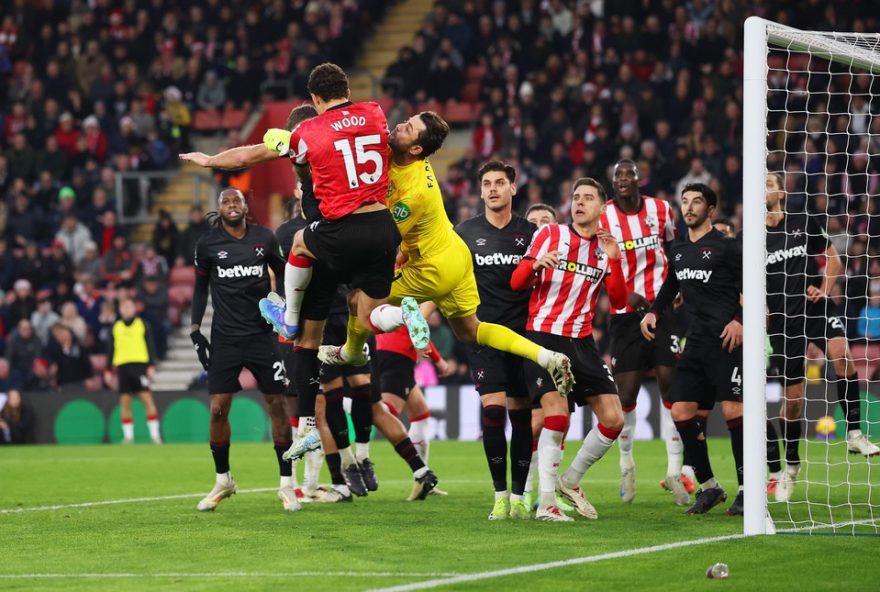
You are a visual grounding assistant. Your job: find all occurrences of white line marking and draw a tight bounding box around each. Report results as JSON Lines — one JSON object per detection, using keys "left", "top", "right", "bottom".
{"left": 367, "top": 533, "right": 749, "bottom": 592}
{"left": 0, "top": 572, "right": 460, "bottom": 579}
{"left": 0, "top": 480, "right": 620, "bottom": 514}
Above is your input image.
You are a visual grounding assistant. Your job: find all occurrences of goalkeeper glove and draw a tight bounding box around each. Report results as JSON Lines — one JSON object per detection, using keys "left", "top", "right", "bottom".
{"left": 263, "top": 128, "right": 292, "bottom": 155}
{"left": 190, "top": 331, "right": 212, "bottom": 371}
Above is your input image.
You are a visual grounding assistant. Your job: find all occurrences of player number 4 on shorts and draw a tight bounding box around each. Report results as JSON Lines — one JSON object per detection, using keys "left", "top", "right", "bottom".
{"left": 730, "top": 366, "right": 742, "bottom": 387}
{"left": 273, "top": 361, "right": 284, "bottom": 382}
{"left": 333, "top": 135, "right": 383, "bottom": 188}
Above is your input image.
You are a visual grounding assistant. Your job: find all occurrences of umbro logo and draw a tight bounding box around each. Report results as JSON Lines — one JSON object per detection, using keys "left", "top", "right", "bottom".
{"left": 536, "top": 377, "right": 543, "bottom": 387}
{"left": 476, "top": 238, "right": 487, "bottom": 246}
{"left": 218, "top": 251, "right": 228, "bottom": 259}
{"left": 675, "top": 253, "right": 682, "bottom": 261}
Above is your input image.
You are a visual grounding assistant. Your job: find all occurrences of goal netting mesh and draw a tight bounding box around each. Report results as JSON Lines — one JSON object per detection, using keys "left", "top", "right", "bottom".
{"left": 763, "top": 24, "right": 880, "bottom": 535}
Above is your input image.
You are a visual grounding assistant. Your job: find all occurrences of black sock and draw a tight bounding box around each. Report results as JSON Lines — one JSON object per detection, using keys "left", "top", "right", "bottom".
{"left": 349, "top": 384, "right": 374, "bottom": 444}
{"left": 325, "top": 452, "right": 346, "bottom": 486}
{"left": 780, "top": 418, "right": 802, "bottom": 465}
{"left": 293, "top": 348, "right": 319, "bottom": 417}
{"left": 727, "top": 417, "right": 744, "bottom": 487}
{"left": 210, "top": 440, "right": 230, "bottom": 474}
{"left": 837, "top": 374, "right": 862, "bottom": 433}
{"left": 481, "top": 404, "right": 508, "bottom": 492}
{"left": 675, "top": 417, "right": 714, "bottom": 485}
{"left": 508, "top": 408, "right": 532, "bottom": 496}
{"left": 323, "top": 388, "right": 351, "bottom": 449}
{"left": 274, "top": 441, "right": 292, "bottom": 477}
{"left": 767, "top": 419, "right": 782, "bottom": 474}
{"left": 394, "top": 437, "right": 426, "bottom": 473}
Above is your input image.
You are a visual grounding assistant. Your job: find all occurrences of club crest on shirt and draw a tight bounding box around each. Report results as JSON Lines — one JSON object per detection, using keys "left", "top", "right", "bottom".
{"left": 513, "top": 235, "right": 527, "bottom": 248}
{"left": 254, "top": 245, "right": 265, "bottom": 258}
{"left": 701, "top": 247, "right": 712, "bottom": 260}
{"left": 391, "top": 202, "right": 411, "bottom": 223}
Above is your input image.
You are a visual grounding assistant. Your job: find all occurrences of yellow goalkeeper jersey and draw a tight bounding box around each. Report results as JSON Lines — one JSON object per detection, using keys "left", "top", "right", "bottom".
{"left": 387, "top": 158, "right": 464, "bottom": 260}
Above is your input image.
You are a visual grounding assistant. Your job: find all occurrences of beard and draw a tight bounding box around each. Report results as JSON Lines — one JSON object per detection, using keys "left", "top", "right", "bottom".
{"left": 222, "top": 214, "right": 244, "bottom": 227}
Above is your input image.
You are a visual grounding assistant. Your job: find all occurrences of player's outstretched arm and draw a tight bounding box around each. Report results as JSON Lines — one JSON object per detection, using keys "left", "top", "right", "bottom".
{"left": 179, "top": 143, "right": 278, "bottom": 170}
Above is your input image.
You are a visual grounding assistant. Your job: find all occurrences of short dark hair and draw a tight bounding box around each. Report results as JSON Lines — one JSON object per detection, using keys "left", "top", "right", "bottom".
{"left": 285, "top": 104, "right": 318, "bottom": 131}
{"left": 681, "top": 182, "right": 718, "bottom": 208}
{"left": 307, "top": 63, "right": 349, "bottom": 101}
{"left": 478, "top": 160, "right": 516, "bottom": 183}
{"left": 414, "top": 111, "right": 448, "bottom": 159}
{"left": 526, "top": 203, "right": 557, "bottom": 220}
{"left": 614, "top": 158, "right": 639, "bottom": 173}
{"left": 768, "top": 171, "right": 784, "bottom": 191}
{"left": 572, "top": 177, "right": 608, "bottom": 201}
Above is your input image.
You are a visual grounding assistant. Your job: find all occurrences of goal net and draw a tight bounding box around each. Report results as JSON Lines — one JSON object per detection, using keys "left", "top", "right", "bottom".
{"left": 743, "top": 18, "right": 880, "bottom": 536}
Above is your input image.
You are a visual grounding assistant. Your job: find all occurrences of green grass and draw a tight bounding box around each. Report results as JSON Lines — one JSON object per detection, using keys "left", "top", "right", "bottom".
{"left": 0, "top": 439, "right": 877, "bottom": 591}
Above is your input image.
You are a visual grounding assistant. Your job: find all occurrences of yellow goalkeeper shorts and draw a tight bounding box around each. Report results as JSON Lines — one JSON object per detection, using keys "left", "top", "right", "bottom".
{"left": 388, "top": 244, "right": 480, "bottom": 319}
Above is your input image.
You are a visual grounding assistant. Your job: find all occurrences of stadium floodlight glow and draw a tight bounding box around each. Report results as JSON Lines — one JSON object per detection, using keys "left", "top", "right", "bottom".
{"left": 743, "top": 16, "right": 880, "bottom": 536}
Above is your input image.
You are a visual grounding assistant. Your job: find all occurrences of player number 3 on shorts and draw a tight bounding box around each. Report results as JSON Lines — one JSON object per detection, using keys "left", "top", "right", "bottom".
{"left": 333, "top": 135, "right": 383, "bottom": 188}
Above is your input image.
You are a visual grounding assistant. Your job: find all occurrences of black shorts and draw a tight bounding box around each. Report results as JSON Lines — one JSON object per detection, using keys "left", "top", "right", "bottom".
{"left": 318, "top": 313, "right": 371, "bottom": 384}
{"left": 671, "top": 337, "right": 742, "bottom": 408}
{"left": 208, "top": 333, "right": 285, "bottom": 395}
{"left": 804, "top": 298, "right": 846, "bottom": 351}
{"left": 376, "top": 350, "right": 416, "bottom": 400}
{"left": 302, "top": 209, "right": 400, "bottom": 300}
{"left": 468, "top": 343, "right": 528, "bottom": 398}
{"left": 117, "top": 363, "right": 150, "bottom": 394}
{"left": 277, "top": 338, "right": 297, "bottom": 396}
{"left": 768, "top": 313, "right": 806, "bottom": 386}
{"left": 523, "top": 331, "right": 617, "bottom": 406}
{"left": 609, "top": 312, "right": 681, "bottom": 374}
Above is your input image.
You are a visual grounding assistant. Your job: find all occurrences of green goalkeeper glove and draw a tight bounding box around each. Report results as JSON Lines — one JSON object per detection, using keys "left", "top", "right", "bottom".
{"left": 263, "top": 128, "right": 292, "bottom": 155}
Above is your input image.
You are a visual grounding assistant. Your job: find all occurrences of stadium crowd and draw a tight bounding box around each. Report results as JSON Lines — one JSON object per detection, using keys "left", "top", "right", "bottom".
{"left": 2, "top": 0, "right": 880, "bottom": 433}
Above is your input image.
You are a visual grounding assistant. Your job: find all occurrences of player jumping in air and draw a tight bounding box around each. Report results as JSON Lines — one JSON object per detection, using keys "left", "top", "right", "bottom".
{"left": 640, "top": 183, "right": 745, "bottom": 516}
{"left": 511, "top": 177, "right": 628, "bottom": 522}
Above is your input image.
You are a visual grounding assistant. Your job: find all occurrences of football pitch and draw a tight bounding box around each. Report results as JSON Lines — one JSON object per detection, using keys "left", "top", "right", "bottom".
{"left": 1, "top": 439, "right": 876, "bottom": 591}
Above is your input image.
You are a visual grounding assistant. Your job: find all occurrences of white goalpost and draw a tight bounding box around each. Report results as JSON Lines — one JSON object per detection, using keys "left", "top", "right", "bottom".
{"left": 743, "top": 16, "right": 880, "bottom": 536}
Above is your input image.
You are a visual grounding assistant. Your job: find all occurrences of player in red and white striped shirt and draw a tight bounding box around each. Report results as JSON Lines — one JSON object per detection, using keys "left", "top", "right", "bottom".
{"left": 510, "top": 177, "right": 628, "bottom": 521}
{"left": 599, "top": 159, "right": 692, "bottom": 506}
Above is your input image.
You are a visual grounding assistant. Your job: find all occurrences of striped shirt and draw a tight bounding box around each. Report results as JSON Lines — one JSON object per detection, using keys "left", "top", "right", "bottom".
{"left": 523, "top": 224, "right": 611, "bottom": 338}
{"left": 600, "top": 197, "right": 675, "bottom": 314}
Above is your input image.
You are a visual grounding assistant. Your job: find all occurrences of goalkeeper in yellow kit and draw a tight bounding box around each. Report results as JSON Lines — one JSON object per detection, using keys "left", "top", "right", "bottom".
{"left": 350, "top": 111, "right": 573, "bottom": 395}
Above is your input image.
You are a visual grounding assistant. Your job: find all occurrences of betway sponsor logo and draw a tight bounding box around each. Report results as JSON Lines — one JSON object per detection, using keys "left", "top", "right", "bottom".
{"left": 675, "top": 268, "right": 712, "bottom": 283}
{"left": 619, "top": 235, "right": 660, "bottom": 251}
{"left": 475, "top": 252, "right": 523, "bottom": 266}
{"left": 217, "top": 265, "right": 264, "bottom": 278}
{"left": 766, "top": 245, "right": 807, "bottom": 265}
{"left": 557, "top": 259, "right": 604, "bottom": 281}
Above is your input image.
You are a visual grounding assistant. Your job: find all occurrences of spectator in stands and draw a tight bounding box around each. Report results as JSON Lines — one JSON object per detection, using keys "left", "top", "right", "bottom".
{"left": 0, "top": 390, "right": 34, "bottom": 445}
{"left": 139, "top": 245, "right": 169, "bottom": 284}
{"left": 30, "top": 293, "right": 60, "bottom": 346}
{"left": 45, "top": 240, "right": 75, "bottom": 290}
{"left": 7, "top": 132, "right": 37, "bottom": 183}
{"left": 4, "top": 279, "right": 36, "bottom": 327}
{"left": 75, "top": 241, "right": 103, "bottom": 282}
{"left": 152, "top": 210, "right": 179, "bottom": 267}
{"left": 426, "top": 52, "right": 462, "bottom": 103}
{"left": 102, "top": 234, "right": 137, "bottom": 286}
{"left": 675, "top": 157, "right": 713, "bottom": 201}
{"left": 138, "top": 276, "right": 170, "bottom": 360}
{"left": 58, "top": 301, "right": 87, "bottom": 345}
{"left": 5, "top": 319, "right": 45, "bottom": 390}
{"left": 75, "top": 276, "right": 104, "bottom": 337}
{"left": 7, "top": 192, "right": 41, "bottom": 247}
{"left": 162, "top": 86, "right": 191, "bottom": 152}
{"left": 196, "top": 70, "right": 226, "bottom": 112}
{"left": 0, "top": 242, "right": 14, "bottom": 292}
{"left": 36, "top": 136, "right": 68, "bottom": 180}
{"left": 471, "top": 111, "right": 500, "bottom": 159}
{"left": 178, "top": 206, "right": 208, "bottom": 265}
{"left": 857, "top": 288, "right": 880, "bottom": 343}
{"left": 55, "top": 212, "right": 92, "bottom": 266}
{"left": 82, "top": 115, "right": 108, "bottom": 163}
{"left": 54, "top": 112, "right": 81, "bottom": 158}
{"left": 46, "top": 323, "right": 92, "bottom": 388}
{"left": 95, "top": 209, "right": 121, "bottom": 254}
{"left": 95, "top": 299, "right": 117, "bottom": 354}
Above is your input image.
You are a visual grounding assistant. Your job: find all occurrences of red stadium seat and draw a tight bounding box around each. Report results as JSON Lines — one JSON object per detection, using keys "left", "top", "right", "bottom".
{"left": 169, "top": 266, "right": 196, "bottom": 288}
{"left": 466, "top": 64, "right": 486, "bottom": 82}
{"left": 850, "top": 344, "right": 880, "bottom": 381}
{"left": 377, "top": 97, "right": 396, "bottom": 115}
{"left": 222, "top": 108, "right": 248, "bottom": 130}
{"left": 417, "top": 100, "right": 445, "bottom": 118}
{"left": 168, "top": 285, "right": 193, "bottom": 308}
{"left": 444, "top": 100, "right": 477, "bottom": 126}
{"left": 192, "top": 110, "right": 222, "bottom": 131}
{"left": 461, "top": 81, "right": 482, "bottom": 103}
{"left": 167, "top": 305, "right": 182, "bottom": 326}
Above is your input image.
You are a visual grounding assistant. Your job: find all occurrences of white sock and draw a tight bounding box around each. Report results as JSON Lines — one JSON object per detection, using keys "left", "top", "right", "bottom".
{"left": 217, "top": 471, "right": 232, "bottom": 482}
{"left": 683, "top": 465, "right": 696, "bottom": 483}
{"left": 369, "top": 304, "right": 404, "bottom": 332}
{"left": 661, "top": 404, "right": 683, "bottom": 475}
{"left": 537, "top": 348, "right": 551, "bottom": 368}
{"left": 355, "top": 442, "right": 370, "bottom": 463}
{"left": 769, "top": 470, "right": 781, "bottom": 481}
{"left": 701, "top": 477, "right": 719, "bottom": 490}
{"left": 297, "top": 416, "right": 316, "bottom": 436}
{"left": 333, "top": 483, "right": 351, "bottom": 496}
{"left": 413, "top": 466, "right": 428, "bottom": 479}
{"left": 340, "top": 446, "right": 357, "bottom": 468}
{"left": 494, "top": 490, "right": 509, "bottom": 500}
{"left": 147, "top": 418, "right": 161, "bottom": 441}
{"left": 122, "top": 421, "right": 134, "bottom": 441}
{"left": 284, "top": 260, "right": 312, "bottom": 325}
{"left": 524, "top": 448, "right": 538, "bottom": 494}
{"left": 408, "top": 416, "right": 431, "bottom": 464}
{"left": 510, "top": 493, "right": 523, "bottom": 503}
{"left": 280, "top": 475, "right": 296, "bottom": 489}
{"left": 304, "top": 449, "right": 323, "bottom": 490}
{"left": 537, "top": 427, "right": 564, "bottom": 507}
{"left": 564, "top": 427, "right": 615, "bottom": 485}
{"left": 619, "top": 409, "right": 636, "bottom": 468}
